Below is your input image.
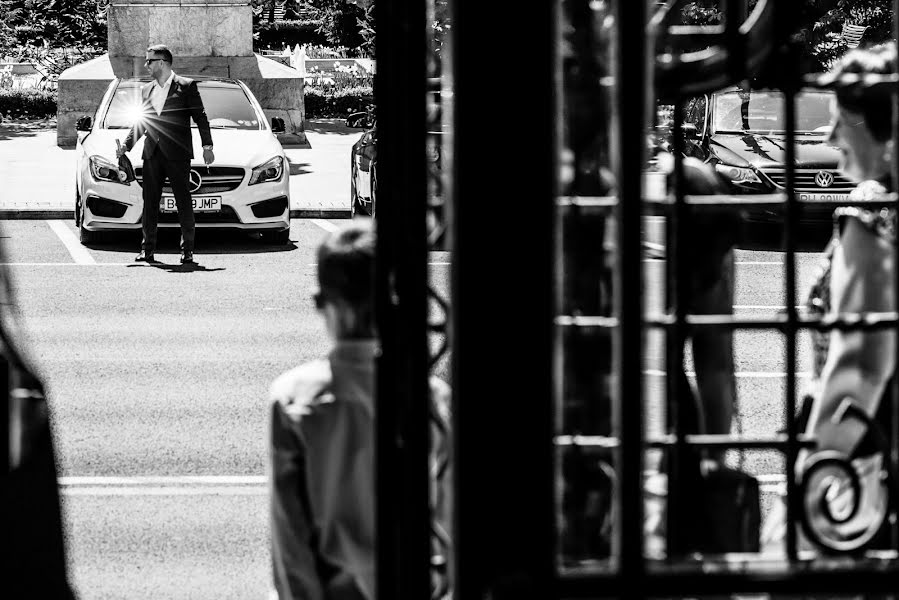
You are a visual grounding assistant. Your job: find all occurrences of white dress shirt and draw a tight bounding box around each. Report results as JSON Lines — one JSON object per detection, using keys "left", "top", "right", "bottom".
{"left": 150, "top": 70, "right": 176, "bottom": 116}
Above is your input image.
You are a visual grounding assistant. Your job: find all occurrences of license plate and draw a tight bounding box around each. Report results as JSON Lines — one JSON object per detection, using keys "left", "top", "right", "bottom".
{"left": 160, "top": 196, "right": 221, "bottom": 212}
{"left": 798, "top": 193, "right": 849, "bottom": 203}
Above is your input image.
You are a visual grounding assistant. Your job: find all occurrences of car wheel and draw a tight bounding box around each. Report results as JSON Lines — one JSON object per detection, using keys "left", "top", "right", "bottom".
{"left": 369, "top": 165, "right": 377, "bottom": 218}
{"left": 350, "top": 160, "right": 358, "bottom": 218}
{"left": 76, "top": 193, "right": 97, "bottom": 244}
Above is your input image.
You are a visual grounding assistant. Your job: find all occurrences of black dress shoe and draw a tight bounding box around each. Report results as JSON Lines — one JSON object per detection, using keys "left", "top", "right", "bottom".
{"left": 135, "top": 251, "right": 155, "bottom": 262}
{"left": 180, "top": 252, "right": 195, "bottom": 264}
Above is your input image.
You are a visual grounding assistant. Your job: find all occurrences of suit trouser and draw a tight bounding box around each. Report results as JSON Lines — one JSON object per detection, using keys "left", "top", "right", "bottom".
{"left": 141, "top": 153, "right": 195, "bottom": 253}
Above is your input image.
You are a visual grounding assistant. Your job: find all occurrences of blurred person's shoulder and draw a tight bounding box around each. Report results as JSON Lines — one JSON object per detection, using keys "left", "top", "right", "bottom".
{"left": 270, "top": 359, "right": 336, "bottom": 419}
{"left": 428, "top": 377, "right": 452, "bottom": 424}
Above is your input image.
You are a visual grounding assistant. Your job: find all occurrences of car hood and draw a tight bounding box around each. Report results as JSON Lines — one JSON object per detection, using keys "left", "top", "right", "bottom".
{"left": 80, "top": 129, "right": 284, "bottom": 167}
{"left": 709, "top": 133, "right": 841, "bottom": 170}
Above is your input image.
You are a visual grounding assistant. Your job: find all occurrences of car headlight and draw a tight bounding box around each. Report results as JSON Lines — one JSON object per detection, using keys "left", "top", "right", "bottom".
{"left": 249, "top": 156, "right": 284, "bottom": 185}
{"left": 89, "top": 155, "right": 129, "bottom": 185}
{"left": 714, "top": 163, "right": 761, "bottom": 184}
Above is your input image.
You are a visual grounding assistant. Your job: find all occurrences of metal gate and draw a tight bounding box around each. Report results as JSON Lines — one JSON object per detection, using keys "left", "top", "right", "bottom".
{"left": 376, "top": 0, "right": 898, "bottom": 597}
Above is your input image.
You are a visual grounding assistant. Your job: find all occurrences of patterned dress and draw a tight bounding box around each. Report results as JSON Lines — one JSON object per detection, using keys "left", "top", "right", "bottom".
{"left": 804, "top": 178, "right": 895, "bottom": 457}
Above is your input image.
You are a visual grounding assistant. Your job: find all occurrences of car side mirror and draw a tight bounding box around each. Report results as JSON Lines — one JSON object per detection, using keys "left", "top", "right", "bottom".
{"left": 76, "top": 116, "right": 92, "bottom": 132}
{"left": 271, "top": 117, "right": 286, "bottom": 133}
{"left": 680, "top": 123, "right": 699, "bottom": 140}
{"left": 346, "top": 112, "right": 370, "bottom": 129}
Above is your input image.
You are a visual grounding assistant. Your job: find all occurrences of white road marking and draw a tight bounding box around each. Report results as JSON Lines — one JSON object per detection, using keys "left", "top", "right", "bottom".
{"left": 47, "top": 220, "right": 96, "bottom": 265}
{"left": 59, "top": 475, "right": 267, "bottom": 496}
{"left": 0, "top": 262, "right": 128, "bottom": 266}
{"left": 63, "top": 486, "right": 267, "bottom": 497}
{"left": 60, "top": 476, "right": 266, "bottom": 485}
{"left": 644, "top": 260, "right": 806, "bottom": 266}
{"left": 58, "top": 474, "right": 787, "bottom": 496}
{"left": 310, "top": 219, "right": 338, "bottom": 232}
{"left": 644, "top": 369, "right": 810, "bottom": 379}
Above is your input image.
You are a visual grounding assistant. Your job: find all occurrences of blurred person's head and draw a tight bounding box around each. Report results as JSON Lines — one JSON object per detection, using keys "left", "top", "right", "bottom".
{"left": 824, "top": 42, "right": 897, "bottom": 182}
{"left": 315, "top": 220, "right": 376, "bottom": 340}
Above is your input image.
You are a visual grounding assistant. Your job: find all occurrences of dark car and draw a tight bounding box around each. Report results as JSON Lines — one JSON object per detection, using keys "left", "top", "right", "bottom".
{"left": 347, "top": 110, "right": 377, "bottom": 217}
{"left": 678, "top": 87, "right": 851, "bottom": 246}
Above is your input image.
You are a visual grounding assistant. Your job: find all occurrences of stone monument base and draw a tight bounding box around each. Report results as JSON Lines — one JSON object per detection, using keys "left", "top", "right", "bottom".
{"left": 57, "top": 54, "right": 305, "bottom": 147}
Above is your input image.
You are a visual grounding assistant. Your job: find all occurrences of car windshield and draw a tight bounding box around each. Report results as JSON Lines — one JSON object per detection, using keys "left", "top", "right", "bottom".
{"left": 712, "top": 89, "right": 833, "bottom": 134}
{"left": 103, "top": 81, "right": 263, "bottom": 130}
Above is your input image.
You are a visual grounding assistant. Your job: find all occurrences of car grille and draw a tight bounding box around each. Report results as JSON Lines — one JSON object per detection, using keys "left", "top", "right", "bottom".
{"left": 134, "top": 166, "right": 245, "bottom": 194}
{"left": 152, "top": 205, "right": 241, "bottom": 224}
{"left": 762, "top": 168, "right": 855, "bottom": 193}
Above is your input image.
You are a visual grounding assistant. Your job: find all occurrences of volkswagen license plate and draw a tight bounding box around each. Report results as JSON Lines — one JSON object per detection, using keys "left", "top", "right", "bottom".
{"left": 798, "top": 193, "right": 849, "bottom": 203}
{"left": 160, "top": 196, "right": 221, "bottom": 212}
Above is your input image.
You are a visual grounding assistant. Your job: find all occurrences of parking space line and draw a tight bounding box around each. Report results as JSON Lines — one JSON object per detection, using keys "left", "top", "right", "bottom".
{"left": 310, "top": 219, "right": 338, "bottom": 232}
{"left": 59, "top": 475, "right": 267, "bottom": 497}
{"left": 0, "top": 262, "right": 128, "bottom": 266}
{"left": 644, "top": 369, "right": 810, "bottom": 379}
{"left": 47, "top": 220, "right": 95, "bottom": 265}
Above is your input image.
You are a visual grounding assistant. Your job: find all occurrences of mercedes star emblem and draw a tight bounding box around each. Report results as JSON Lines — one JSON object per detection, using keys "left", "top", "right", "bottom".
{"left": 815, "top": 170, "right": 834, "bottom": 188}
{"left": 189, "top": 169, "right": 203, "bottom": 193}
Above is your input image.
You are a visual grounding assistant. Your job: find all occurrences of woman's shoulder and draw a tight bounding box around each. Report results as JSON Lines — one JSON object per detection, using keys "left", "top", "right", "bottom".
{"left": 834, "top": 180, "right": 895, "bottom": 242}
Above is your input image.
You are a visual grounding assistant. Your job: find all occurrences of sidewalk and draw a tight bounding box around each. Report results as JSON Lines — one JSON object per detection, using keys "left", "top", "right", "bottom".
{"left": 0, "top": 118, "right": 357, "bottom": 219}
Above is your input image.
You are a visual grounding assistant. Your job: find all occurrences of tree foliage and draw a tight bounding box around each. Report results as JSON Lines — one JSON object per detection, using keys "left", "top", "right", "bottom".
{"left": 1, "top": 0, "right": 106, "bottom": 61}
{"left": 677, "top": 0, "right": 895, "bottom": 72}
{"left": 308, "top": 0, "right": 366, "bottom": 52}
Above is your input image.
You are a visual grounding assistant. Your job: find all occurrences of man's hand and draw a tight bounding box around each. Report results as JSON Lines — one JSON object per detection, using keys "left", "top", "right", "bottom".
{"left": 202, "top": 148, "right": 215, "bottom": 165}
{"left": 115, "top": 139, "right": 126, "bottom": 159}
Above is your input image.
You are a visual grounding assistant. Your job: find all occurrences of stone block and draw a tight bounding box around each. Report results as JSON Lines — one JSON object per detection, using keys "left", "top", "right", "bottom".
{"left": 57, "top": 55, "right": 117, "bottom": 147}
{"left": 109, "top": 0, "right": 252, "bottom": 58}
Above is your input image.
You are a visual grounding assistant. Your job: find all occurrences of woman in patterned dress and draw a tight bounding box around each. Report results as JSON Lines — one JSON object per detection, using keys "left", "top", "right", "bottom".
{"left": 764, "top": 42, "right": 897, "bottom": 550}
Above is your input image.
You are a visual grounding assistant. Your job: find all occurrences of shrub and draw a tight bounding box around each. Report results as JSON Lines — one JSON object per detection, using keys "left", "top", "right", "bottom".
{"left": 254, "top": 19, "right": 329, "bottom": 49}
{"left": 304, "top": 86, "right": 373, "bottom": 119}
{"left": 0, "top": 88, "right": 56, "bottom": 119}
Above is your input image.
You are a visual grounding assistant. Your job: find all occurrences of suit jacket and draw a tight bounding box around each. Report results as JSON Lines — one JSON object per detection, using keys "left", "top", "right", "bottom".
{"left": 123, "top": 74, "right": 213, "bottom": 161}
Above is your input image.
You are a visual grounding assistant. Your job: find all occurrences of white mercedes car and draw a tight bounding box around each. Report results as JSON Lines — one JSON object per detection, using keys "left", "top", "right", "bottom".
{"left": 74, "top": 77, "right": 291, "bottom": 245}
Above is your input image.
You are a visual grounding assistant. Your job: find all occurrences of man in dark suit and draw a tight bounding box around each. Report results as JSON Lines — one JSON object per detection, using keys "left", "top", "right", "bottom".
{"left": 117, "top": 44, "right": 214, "bottom": 264}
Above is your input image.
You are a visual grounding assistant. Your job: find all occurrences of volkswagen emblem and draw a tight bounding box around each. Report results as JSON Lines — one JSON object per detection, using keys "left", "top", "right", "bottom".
{"left": 815, "top": 170, "right": 834, "bottom": 188}
{"left": 188, "top": 169, "right": 203, "bottom": 193}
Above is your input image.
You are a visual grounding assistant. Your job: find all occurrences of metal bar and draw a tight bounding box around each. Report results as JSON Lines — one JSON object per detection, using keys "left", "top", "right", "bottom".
{"left": 374, "top": 0, "right": 430, "bottom": 597}
{"left": 782, "top": 50, "right": 800, "bottom": 566}
{"left": 556, "top": 568, "right": 899, "bottom": 596}
{"left": 646, "top": 193, "right": 899, "bottom": 207}
{"left": 889, "top": 0, "right": 899, "bottom": 557}
{"left": 613, "top": 0, "right": 647, "bottom": 587}
{"left": 664, "top": 97, "right": 689, "bottom": 559}
{"left": 641, "top": 312, "right": 899, "bottom": 331}
{"left": 556, "top": 434, "right": 818, "bottom": 450}
{"left": 451, "top": 0, "right": 556, "bottom": 597}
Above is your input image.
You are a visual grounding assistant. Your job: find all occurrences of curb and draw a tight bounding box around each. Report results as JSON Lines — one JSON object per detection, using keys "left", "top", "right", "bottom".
{"left": 1, "top": 210, "right": 74, "bottom": 220}
{"left": 1, "top": 209, "right": 351, "bottom": 220}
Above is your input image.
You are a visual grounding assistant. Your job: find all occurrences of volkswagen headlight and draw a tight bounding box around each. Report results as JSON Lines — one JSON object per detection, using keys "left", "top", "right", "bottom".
{"left": 249, "top": 156, "right": 284, "bottom": 185}
{"left": 89, "top": 155, "right": 128, "bottom": 185}
{"left": 714, "top": 164, "right": 761, "bottom": 184}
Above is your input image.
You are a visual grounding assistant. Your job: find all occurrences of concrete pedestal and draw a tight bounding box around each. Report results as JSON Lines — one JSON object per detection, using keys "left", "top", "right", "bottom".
{"left": 57, "top": 0, "right": 304, "bottom": 147}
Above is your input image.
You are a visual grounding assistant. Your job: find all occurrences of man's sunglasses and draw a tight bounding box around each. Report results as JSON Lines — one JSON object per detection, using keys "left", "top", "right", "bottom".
{"left": 144, "top": 58, "right": 165, "bottom": 65}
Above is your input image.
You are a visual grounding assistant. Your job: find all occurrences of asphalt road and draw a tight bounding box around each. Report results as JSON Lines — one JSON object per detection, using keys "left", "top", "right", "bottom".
{"left": 2, "top": 216, "right": 829, "bottom": 596}
{"left": 2, "top": 216, "right": 453, "bottom": 599}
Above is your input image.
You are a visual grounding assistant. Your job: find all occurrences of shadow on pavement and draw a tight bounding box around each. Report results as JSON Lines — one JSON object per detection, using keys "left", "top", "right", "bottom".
{"left": 126, "top": 261, "right": 227, "bottom": 273}
{"left": 82, "top": 230, "right": 299, "bottom": 256}
{"left": 304, "top": 118, "right": 363, "bottom": 136}
{"left": 0, "top": 121, "right": 55, "bottom": 141}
